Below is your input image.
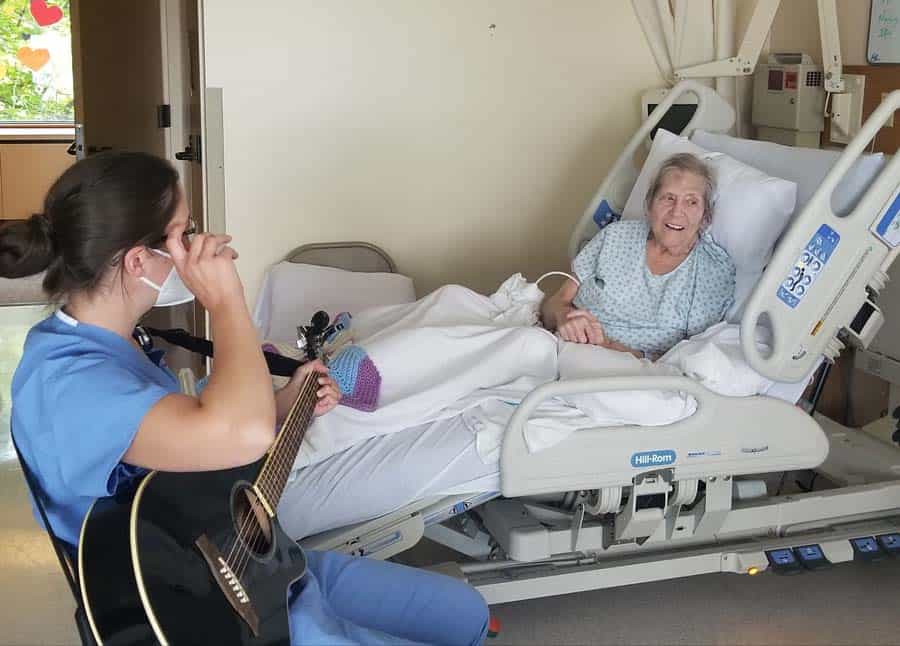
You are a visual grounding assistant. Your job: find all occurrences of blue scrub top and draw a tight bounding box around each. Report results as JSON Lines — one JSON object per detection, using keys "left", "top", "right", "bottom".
{"left": 11, "top": 310, "right": 179, "bottom": 547}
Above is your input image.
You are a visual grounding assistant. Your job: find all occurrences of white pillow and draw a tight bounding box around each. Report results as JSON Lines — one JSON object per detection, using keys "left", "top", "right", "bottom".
{"left": 691, "top": 130, "right": 885, "bottom": 216}
{"left": 253, "top": 262, "right": 416, "bottom": 343}
{"left": 622, "top": 129, "right": 798, "bottom": 322}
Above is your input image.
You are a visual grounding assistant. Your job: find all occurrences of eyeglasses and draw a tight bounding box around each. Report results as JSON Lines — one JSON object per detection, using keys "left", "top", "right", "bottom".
{"left": 147, "top": 218, "right": 197, "bottom": 250}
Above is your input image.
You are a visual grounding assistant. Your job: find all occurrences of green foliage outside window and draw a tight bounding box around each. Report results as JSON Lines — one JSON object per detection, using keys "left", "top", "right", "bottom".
{"left": 0, "top": 0, "right": 73, "bottom": 122}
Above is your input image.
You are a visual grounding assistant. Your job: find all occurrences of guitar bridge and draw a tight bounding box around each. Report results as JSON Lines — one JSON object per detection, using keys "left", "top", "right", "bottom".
{"left": 195, "top": 534, "right": 260, "bottom": 637}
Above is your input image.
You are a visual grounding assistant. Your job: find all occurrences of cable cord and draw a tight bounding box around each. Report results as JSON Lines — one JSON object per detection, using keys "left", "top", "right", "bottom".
{"left": 536, "top": 271, "right": 580, "bottom": 288}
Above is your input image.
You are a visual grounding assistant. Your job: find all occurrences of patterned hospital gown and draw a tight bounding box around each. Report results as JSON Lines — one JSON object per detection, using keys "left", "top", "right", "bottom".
{"left": 572, "top": 219, "right": 735, "bottom": 355}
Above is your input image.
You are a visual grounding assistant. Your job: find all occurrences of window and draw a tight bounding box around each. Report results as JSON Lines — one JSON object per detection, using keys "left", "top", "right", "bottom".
{"left": 0, "top": 0, "right": 73, "bottom": 123}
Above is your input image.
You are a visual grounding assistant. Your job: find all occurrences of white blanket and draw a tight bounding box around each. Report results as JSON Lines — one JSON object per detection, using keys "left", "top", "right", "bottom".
{"left": 295, "top": 284, "right": 561, "bottom": 469}
{"left": 295, "top": 281, "right": 698, "bottom": 469}
{"left": 291, "top": 276, "right": 816, "bottom": 470}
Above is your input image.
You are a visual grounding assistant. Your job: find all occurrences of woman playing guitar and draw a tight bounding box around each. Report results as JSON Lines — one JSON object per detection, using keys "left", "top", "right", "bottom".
{"left": 2, "top": 152, "right": 489, "bottom": 645}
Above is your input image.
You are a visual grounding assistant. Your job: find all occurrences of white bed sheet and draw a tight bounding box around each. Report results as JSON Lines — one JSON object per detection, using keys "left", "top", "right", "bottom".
{"left": 279, "top": 413, "right": 499, "bottom": 539}
{"left": 295, "top": 282, "right": 710, "bottom": 470}
{"left": 273, "top": 276, "right": 818, "bottom": 539}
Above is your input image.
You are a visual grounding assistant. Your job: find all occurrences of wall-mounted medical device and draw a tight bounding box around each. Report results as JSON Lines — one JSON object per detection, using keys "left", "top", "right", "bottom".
{"left": 752, "top": 53, "right": 825, "bottom": 148}
{"left": 674, "top": 0, "right": 844, "bottom": 95}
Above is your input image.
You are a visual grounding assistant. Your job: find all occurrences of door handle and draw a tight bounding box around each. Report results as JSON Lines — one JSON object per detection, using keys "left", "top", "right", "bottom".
{"left": 176, "top": 135, "right": 202, "bottom": 163}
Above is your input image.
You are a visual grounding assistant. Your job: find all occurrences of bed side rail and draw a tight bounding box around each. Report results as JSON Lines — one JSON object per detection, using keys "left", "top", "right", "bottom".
{"left": 569, "top": 80, "right": 735, "bottom": 258}
{"left": 741, "top": 91, "right": 900, "bottom": 382}
{"left": 499, "top": 375, "right": 826, "bottom": 497}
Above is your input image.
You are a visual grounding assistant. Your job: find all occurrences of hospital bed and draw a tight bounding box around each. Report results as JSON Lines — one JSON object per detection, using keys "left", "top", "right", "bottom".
{"left": 258, "top": 81, "right": 900, "bottom": 604}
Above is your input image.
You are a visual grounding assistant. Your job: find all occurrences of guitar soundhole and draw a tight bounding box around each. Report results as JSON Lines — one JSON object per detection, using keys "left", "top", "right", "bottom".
{"left": 231, "top": 485, "right": 274, "bottom": 558}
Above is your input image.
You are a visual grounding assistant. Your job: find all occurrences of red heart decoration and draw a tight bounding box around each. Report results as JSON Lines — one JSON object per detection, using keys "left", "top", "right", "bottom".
{"left": 30, "top": 0, "right": 63, "bottom": 27}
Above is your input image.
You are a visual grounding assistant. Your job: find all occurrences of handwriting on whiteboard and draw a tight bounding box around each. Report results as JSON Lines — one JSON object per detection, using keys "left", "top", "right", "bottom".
{"left": 869, "top": 0, "right": 900, "bottom": 63}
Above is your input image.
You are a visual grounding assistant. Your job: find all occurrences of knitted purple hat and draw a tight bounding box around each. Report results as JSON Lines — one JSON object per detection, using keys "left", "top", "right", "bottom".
{"left": 262, "top": 342, "right": 380, "bottom": 412}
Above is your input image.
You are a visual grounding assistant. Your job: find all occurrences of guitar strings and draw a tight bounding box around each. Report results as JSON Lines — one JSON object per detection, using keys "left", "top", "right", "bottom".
{"left": 257, "top": 372, "right": 318, "bottom": 494}
{"left": 226, "top": 374, "right": 315, "bottom": 571}
{"left": 259, "top": 374, "right": 318, "bottom": 502}
{"left": 225, "top": 373, "right": 314, "bottom": 570}
{"left": 235, "top": 394, "right": 315, "bottom": 579}
{"left": 228, "top": 382, "right": 315, "bottom": 579}
{"left": 227, "top": 373, "right": 319, "bottom": 577}
{"left": 233, "top": 384, "right": 317, "bottom": 579}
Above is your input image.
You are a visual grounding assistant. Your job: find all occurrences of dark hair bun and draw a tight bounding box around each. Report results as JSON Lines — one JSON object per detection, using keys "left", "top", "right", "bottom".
{"left": 0, "top": 213, "right": 56, "bottom": 279}
{"left": 1, "top": 152, "right": 179, "bottom": 302}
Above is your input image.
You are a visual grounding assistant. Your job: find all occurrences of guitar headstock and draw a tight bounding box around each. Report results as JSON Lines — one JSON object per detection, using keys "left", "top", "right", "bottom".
{"left": 296, "top": 311, "right": 354, "bottom": 363}
{"left": 295, "top": 311, "right": 331, "bottom": 362}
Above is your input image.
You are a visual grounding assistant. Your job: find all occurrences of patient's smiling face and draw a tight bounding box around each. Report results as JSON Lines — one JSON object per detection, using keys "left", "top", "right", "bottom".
{"left": 646, "top": 169, "right": 707, "bottom": 256}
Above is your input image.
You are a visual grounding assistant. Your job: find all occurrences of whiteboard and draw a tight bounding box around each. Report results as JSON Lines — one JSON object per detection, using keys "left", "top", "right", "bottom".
{"left": 868, "top": 0, "right": 900, "bottom": 64}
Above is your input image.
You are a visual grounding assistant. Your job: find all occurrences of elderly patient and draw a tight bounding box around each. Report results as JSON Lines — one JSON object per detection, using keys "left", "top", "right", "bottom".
{"left": 541, "top": 152, "right": 735, "bottom": 359}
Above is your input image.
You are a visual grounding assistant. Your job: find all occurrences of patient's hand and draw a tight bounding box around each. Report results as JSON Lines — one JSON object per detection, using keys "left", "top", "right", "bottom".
{"left": 275, "top": 360, "right": 342, "bottom": 423}
{"left": 557, "top": 309, "right": 606, "bottom": 345}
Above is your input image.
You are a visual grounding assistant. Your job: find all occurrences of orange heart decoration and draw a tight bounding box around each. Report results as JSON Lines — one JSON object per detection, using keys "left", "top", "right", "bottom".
{"left": 17, "top": 46, "right": 50, "bottom": 71}
{"left": 30, "top": 0, "right": 63, "bottom": 27}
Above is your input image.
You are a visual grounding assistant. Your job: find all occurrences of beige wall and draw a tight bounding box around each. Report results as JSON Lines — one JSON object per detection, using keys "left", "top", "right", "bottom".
{"left": 202, "top": 1, "right": 663, "bottom": 308}
{"left": 769, "top": 0, "right": 870, "bottom": 65}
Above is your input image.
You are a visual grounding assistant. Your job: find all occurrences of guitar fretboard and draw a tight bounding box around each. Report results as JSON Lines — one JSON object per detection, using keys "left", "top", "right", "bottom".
{"left": 253, "top": 373, "right": 319, "bottom": 509}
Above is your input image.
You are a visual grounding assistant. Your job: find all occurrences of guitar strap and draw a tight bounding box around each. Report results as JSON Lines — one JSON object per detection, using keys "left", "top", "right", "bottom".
{"left": 136, "top": 326, "right": 302, "bottom": 378}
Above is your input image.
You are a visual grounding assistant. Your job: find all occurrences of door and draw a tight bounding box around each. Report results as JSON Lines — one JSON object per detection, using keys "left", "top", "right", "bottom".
{"left": 70, "top": 0, "right": 169, "bottom": 158}
{"left": 163, "top": 0, "right": 208, "bottom": 374}
{"left": 70, "top": 0, "right": 205, "bottom": 375}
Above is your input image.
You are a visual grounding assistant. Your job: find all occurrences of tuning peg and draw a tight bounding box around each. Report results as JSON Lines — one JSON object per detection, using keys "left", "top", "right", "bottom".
{"left": 311, "top": 310, "right": 330, "bottom": 333}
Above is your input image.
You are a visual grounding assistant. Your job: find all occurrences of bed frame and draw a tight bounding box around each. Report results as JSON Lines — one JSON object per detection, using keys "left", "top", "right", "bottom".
{"left": 299, "top": 81, "right": 900, "bottom": 604}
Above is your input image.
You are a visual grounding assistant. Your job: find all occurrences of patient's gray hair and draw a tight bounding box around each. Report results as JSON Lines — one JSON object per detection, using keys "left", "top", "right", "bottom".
{"left": 644, "top": 153, "right": 716, "bottom": 230}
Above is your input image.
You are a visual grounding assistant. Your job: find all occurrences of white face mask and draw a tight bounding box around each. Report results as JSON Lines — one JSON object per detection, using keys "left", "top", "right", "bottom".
{"left": 138, "top": 249, "right": 195, "bottom": 307}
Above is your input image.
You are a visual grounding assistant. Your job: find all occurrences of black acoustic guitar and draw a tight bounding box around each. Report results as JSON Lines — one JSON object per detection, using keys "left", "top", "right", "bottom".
{"left": 79, "top": 333, "right": 327, "bottom": 644}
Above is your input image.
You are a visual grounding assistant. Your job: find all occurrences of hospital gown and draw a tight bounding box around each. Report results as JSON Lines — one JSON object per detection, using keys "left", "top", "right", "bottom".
{"left": 572, "top": 219, "right": 735, "bottom": 355}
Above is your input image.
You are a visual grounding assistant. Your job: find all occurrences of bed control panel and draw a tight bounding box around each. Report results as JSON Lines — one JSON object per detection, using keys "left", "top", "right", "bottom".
{"left": 765, "top": 548, "right": 803, "bottom": 575}
{"left": 777, "top": 224, "right": 841, "bottom": 309}
{"left": 872, "top": 189, "right": 900, "bottom": 248}
{"left": 876, "top": 533, "right": 900, "bottom": 556}
{"left": 793, "top": 544, "right": 831, "bottom": 570}
{"left": 765, "top": 544, "right": 833, "bottom": 574}
{"left": 850, "top": 536, "right": 886, "bottom": 561}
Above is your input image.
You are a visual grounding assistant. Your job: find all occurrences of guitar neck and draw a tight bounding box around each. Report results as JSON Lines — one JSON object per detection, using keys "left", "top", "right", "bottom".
{"left": 253, "top": 374, "right": 319, "bottom": 511}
